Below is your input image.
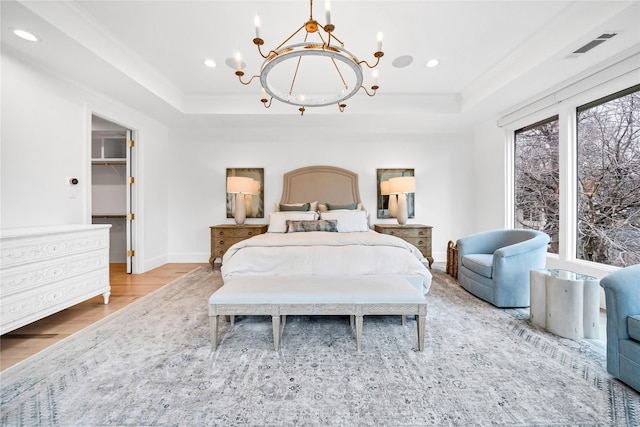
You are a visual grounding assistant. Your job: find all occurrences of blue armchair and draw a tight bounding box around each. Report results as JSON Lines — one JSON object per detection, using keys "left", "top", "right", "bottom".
{"left": 600, "top": 264, "right": 640, "bottom": 392}
{"left": 456, "top": 229, "right": 549, "bottom": 307}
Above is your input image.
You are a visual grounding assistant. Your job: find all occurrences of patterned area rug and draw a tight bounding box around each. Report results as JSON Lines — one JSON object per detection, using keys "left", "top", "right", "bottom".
{"left": 1, "top": 267, "right": 638, "bottom": 426}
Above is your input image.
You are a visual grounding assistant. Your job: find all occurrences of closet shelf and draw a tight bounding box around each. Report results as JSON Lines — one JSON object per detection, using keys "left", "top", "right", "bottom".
{"left": 91, "top": 159, "right": 126, "bottom": 165}
{"left": 92, "top": 214, "right": 127, "bottom": 219}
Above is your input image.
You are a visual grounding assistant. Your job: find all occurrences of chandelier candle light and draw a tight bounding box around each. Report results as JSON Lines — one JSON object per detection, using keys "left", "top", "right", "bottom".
{"left": 234, "top": 0, "right": 384, "bottom": 115}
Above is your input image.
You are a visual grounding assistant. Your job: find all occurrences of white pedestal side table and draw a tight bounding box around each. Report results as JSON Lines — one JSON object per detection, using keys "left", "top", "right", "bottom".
{"left": 530, "top": 268, "right": 600, "bottom": 340}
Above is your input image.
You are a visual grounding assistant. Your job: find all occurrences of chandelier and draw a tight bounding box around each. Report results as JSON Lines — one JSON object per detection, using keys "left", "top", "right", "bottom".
{"left": 234, "top": 0, "right": 384, "bottom": 115}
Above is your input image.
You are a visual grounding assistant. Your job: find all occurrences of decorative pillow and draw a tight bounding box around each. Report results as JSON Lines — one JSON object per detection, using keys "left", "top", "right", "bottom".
{"left": 319, "top": 210, "right": 369, "bottom": 232}
{"left": 286, "top": 219, "right": 338, "bottom": 233}
{"left": 279, "top": 202, "right": 310, "bottom": 211}
{"left": 318, "top": 202, "right": 364, "bottom": 211}
{"left": 275, "top": 201, "right": 318, "bottom": 212}
{"left": 267, "top": 211, "right": 318, "bottom": 233}
{"left": 326, "top": 202, "right": 357, "bottom": 210}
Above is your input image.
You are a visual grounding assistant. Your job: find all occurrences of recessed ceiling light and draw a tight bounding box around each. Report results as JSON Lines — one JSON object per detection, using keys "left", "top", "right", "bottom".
{"left": 13, "top": 29, "right": 39, "bottom": 42}
{"left": 204, "top": 59, "right": 217, "bottom": 68}
{"left": 426, "top": 58, "right": 439, "bottom": 68}
{"left": 392, "top": 55, "right": 413, "bottom": 68}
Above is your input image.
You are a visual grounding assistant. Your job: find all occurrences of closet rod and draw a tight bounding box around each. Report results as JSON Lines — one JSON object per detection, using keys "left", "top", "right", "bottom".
{"left": 92, "top": 162, "right": 125, "bottom": 166}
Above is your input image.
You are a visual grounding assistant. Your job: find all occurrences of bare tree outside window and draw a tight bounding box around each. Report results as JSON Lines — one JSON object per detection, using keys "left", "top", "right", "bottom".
{"left": 514, "top": 117, "right": 559, "bottom": 253}
{"left": 577, "top": 85, "right": 640, "bottom": 267}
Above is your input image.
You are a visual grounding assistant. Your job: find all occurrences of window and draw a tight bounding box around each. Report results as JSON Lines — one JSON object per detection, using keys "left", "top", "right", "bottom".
{"left": 514, "top": 116, "right": 559, "bottom": 253}
{"left": 576, "top": 85, "right": 640, "bottom": 267}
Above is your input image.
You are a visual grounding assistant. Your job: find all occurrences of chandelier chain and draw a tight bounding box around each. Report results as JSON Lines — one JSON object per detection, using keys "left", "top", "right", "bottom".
{"left": 289, "top": 56, "right": 303, "bottom": 96}
{"left": 331, "top": 57, "right": 349, "bottom": 90}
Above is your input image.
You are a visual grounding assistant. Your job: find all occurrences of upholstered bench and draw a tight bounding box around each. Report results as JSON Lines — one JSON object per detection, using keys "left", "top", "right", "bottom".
{"left": 208, "top": 276, "right": 427, "bottom": 351}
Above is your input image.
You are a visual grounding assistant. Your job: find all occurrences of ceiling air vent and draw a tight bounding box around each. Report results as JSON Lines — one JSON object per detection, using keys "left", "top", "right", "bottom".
{"left": 571, "top": 33, "right": 618, "bottom": 55}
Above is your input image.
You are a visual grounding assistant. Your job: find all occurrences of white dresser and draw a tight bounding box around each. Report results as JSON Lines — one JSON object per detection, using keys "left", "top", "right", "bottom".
{"left": 1, "top": 224, "right": 111, "bottom": 335}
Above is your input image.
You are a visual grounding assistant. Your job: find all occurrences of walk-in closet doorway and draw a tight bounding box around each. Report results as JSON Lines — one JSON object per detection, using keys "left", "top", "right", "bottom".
{"left": 91, "top": 115, "right": 135, "bottom": 273}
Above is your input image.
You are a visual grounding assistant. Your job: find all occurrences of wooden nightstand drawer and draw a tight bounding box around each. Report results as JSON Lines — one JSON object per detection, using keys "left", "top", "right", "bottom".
{"left": 403, "top": 237, "right": 431, "bottom": 250}
{"left": 374, "top": 224, "right": 434, "bottom": 269}
{"left": 380, "top": 228, "right": 430, "bottom": 239}
{"left": 209, "top": 224, "right": 268, "bottom": 267}
{"left": 214, "top": 227, "right": 262, "bottom": 238}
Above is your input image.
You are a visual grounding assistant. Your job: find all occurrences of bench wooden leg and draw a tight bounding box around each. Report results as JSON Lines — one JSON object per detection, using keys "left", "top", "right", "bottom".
{"left": 230, "top": 315, "right": 235, "bottom": 326}
{"left": 355, "top": 315, "right": 363, "bottom": 351}
{"left": 349, "top": 314, "right": 355, "bottom": 328}
{"left": 272, "top": 315, "right": 281, "bottom": 351}
{"left": 401, "top": 315, "right": 406, "bottom": 325}
{"left": 281, "top": 315, "right": 287, "bottom": 328}
{"left": 416, "top": 314, "right": 426, "bottom": 351}
{"left": 210, "top": 315, "right": 219, "bottom": 351}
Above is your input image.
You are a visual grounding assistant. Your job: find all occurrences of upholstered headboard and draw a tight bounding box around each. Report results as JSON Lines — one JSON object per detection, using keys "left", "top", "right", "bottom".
{"left": 280, "top": 165, "right": 363, "bottom": 207}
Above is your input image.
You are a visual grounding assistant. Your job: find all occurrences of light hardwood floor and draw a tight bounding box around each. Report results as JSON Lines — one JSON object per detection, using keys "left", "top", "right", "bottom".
{"left": 0, "top": 263, "right": 209, "bottom": 371}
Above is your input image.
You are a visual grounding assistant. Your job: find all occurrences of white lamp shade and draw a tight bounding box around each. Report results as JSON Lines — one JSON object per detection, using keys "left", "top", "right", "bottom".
{"left": 251, "top": 180, "right": 261, "bottom": 195}
{"left": 389, "top": 176, "right": 416, "bottom": 194}
{"left": 380, "top": 181, "right": 390, "bottom": 196}
{"left": 227, "top": 176, "right": 254, "bottom": 194}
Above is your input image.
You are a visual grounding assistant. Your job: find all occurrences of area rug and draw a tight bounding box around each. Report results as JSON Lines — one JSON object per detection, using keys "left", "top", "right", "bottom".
{"left": 1, "top": 267, "right": 638, "bottom": 426}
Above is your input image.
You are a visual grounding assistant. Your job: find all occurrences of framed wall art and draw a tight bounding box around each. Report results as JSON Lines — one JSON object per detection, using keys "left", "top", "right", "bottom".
{"left": 376, "top": 168, "right": 415, "bottom": 219}
{"left": 226, "top": 168, "right": 264, "bottom": 218}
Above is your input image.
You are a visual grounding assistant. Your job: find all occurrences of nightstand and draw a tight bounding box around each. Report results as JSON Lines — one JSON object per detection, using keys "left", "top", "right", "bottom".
{"left": 209, "top": 224, "right": 268, "bottom": 268}
{"left": 374, "top": 224, "right": 434, "bottom": 268}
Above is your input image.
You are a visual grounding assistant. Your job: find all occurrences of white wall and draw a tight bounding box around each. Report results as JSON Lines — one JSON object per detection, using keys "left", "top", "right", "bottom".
{"left": 167, "top": 125, "right": 475, "bottom": 264}
{"left": 2, "top": 54, "right": 89, "bottom": 226}
{"left": 471, "top": 119, "right": 508, "bottom": 232}
{"left": 1, "top": 52, "right": 171, "bottom": 273}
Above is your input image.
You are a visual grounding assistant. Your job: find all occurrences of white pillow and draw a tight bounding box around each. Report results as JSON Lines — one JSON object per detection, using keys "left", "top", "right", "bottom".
{"left": 268, "top": 211, "right": 318, "bottom": 233}
{"left": 319, "top": 210, "right": 369, "bottom": 232}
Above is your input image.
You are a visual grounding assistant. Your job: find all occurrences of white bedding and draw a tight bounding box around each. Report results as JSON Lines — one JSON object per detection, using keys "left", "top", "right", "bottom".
{"left": 221, "top": 230, "right": 432, "bottom": 293}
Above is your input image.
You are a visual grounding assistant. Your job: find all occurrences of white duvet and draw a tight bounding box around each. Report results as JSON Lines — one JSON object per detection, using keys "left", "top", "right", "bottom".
{"left": 221, "top": 230, "right": 432, "bottom": 293}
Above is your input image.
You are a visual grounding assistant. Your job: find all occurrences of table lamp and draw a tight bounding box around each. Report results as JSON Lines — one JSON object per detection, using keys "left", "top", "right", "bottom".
{"left": 389, "top": 176, "right": 415, "bottom": 225}
{"left": 227, "top": 176, "right": 254, "bottom": 225}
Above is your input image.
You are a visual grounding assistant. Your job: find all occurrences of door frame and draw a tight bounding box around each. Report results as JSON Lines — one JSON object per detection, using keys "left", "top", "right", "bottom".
{"left": 89, "top": 113, "right": 138, "bottom": 274}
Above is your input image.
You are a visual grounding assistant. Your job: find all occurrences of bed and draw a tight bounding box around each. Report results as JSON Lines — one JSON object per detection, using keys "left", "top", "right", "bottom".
{"left": 220, "top": 165, "right": 432, "bottom": 294}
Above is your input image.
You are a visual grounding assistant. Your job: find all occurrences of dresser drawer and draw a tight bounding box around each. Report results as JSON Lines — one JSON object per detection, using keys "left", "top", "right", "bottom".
{"left": 1, "top": 268, "right": 109, "bottom": 334}
{"left": 1, "top": 249, "right": 109, "bottom": 297}
{"left": 1, "top": 227, "right": 109, "bottom": 269}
